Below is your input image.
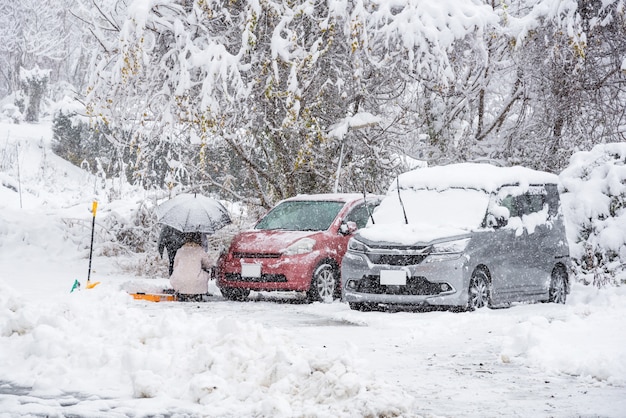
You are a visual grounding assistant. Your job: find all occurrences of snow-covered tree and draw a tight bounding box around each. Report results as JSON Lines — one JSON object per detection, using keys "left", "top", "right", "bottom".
{"left": 84, "top": 0, "right": 504, "bottom": 205}
{"left": 0, "top": 0, "right": 86, "bottom": 98}
{"left": 365, "top": 0, "right": 625, "bottom": 174}
{"left": 482, "top": 0, "right": 626, "bottom": 172}
{"left": 79, "top": 0, "right": 626, "bottom": 207}
{"left": 20, "top": 65, "right": 50, "bottom": 122}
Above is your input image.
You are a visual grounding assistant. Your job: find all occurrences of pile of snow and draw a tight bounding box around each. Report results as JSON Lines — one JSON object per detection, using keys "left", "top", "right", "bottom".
{"left": 560, "top": 143, "right": 626, "bottom": 285}
{"left": 0, "top": 281, "right": 411, "bottom": 417}
{"left": 501, "top": 284, "right": 626, "bottom": 386}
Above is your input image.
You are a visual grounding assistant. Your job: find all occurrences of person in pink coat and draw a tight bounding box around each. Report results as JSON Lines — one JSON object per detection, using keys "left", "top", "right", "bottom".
{"left": 170, "top": 232, "right": 213, "bottom": 301}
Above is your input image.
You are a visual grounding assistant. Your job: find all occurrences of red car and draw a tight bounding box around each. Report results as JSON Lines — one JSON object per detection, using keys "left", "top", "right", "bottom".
{"left": 216, "top": 194, "right": 381, "bottom": 302}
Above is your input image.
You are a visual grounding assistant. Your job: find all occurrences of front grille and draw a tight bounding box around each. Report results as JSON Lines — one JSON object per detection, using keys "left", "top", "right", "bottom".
{"left": 367, "top": 253, "right": 428, "bottom": 266}
{"left": 224, "top": 273, "right": 287, "bottom": 283}
{"left": 232, "top": 252, "right": 281, "bottom": 259}
{"left": 356, "top": 275, "right": 442, "bottom": 296}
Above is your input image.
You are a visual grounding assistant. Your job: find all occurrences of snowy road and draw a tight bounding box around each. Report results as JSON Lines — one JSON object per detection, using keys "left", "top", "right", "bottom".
{"left": 139, "top": 290, "right": 626, "bottom": 418}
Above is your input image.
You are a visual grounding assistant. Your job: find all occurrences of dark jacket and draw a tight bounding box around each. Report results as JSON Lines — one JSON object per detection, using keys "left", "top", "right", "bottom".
{"left": 158, "top": 225, "right": 186, "bottom": 276}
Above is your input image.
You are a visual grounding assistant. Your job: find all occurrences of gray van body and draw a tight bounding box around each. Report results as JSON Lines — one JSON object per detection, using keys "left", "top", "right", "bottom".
{"left": 341, "top": 163, "right": 571, "bottom": 310}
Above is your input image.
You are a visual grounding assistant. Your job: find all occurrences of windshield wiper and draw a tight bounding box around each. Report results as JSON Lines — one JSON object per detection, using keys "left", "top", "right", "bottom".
{"left": 363, "top": 183, "right": 375, "bottom": 225}
{"left": 397, "top": 176, "right": 409, "bottom": 224}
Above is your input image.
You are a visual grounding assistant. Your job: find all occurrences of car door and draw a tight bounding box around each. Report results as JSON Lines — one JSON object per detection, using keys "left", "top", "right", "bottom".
{"left": 501, "top": 186, "right": 551, "bottom": 299}
{"left": 484, "top": 189, "right": 527, "bottom": 303}
{"left": 524, "top": 184, "right": 566, "bottom": 296}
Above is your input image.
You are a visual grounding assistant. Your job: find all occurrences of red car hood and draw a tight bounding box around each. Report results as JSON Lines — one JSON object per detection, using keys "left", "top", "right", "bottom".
{"left": 230, "top": 230, "right": 320, "bottom": 254}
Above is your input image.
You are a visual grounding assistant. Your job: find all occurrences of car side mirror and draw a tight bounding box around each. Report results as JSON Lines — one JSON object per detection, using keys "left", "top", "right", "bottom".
{"left": 486, "top": 203, "right": 510, "bottom": 229}
{"left": 340, "top": 221, "right": 358, "bottom": 235}
{"left": 486, "top": 213, "right": 508, "bottom": 229}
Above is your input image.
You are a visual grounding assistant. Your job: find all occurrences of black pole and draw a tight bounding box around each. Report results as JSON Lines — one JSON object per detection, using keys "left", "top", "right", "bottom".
{"left": 87, "top": 201, "right": 97, "bottom": 282}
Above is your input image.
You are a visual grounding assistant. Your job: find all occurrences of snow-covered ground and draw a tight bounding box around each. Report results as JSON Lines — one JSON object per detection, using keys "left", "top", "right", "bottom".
{"left": 1, "top": 121, "right": 625, "bottom": 417}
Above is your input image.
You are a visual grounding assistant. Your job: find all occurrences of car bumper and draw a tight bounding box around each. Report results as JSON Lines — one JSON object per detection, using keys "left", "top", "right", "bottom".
{"left": 217, "top": 251, "right": 321, "bottom": 292}
{"left": 341, "top": 251, "right": 471, "bottom": 307}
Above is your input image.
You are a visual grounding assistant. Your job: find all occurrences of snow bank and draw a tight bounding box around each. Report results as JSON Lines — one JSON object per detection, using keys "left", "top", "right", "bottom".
{"left": 501, "top": 284, "right": 626, "bottom": 385}
{"left": 0, "top": 281, "right": 413, "bottom": 417}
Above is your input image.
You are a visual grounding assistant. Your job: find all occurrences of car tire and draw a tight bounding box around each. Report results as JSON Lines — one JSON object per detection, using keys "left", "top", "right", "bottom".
{"left": 467, "top": 269, "right": 491, "bottom": 311}
{"left": 220, "top": 287, "right": 250, "bottom": 301}
{"left": 549, "top": 269, "right": 567, "bottom": 304}
{"left": 348, "top": 302, "right": 376, "bottom": 311}
{"left": 306, "top": 263, "right": 337, "bottom": 303}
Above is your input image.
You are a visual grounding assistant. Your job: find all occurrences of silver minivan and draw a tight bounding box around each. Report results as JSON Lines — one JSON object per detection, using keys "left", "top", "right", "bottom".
{"left": 341, "top": 163, "right": 571, "bottom": 311}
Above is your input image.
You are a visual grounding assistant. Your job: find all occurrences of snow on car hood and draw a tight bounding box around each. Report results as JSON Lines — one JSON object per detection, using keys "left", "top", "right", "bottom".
{"left": 231, "top": 230, "right": 320, "bottom": 254}
{"left": 356, "top": 223, "right": 471, "bottom": 247}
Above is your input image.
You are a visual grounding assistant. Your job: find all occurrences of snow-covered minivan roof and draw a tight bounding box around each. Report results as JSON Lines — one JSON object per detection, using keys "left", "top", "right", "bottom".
{"left": 391, "top": 163, "right": 559, "bottom": 193}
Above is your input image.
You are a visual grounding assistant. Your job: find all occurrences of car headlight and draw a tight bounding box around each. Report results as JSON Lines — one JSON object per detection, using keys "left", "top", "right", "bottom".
{"left": 348, "top": 238, "right": 369, "bottom": 253}
{"left": 283, "top": 238, "right": 316, "bottom": 255}
{"left": 426, "top": 238, "right": 470, "bottom": 262}
{"left": 431, "top": 238, "right": 470, "bottom": 254}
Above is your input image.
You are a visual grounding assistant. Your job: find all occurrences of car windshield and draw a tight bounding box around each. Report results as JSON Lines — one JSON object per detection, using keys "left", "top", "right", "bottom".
{"left": 255, "top": 200, "right": 345, "bottom": 231}
{"left": 373, "top": 188, "right": 490, "bottom": 229}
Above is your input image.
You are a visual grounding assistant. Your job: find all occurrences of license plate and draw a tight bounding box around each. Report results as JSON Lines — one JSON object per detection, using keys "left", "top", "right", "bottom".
{"left": 380, "top": 270, "right": 407, "bottom": 286}
{"left": 241, "top": 263, "right": 262, "bottom": 278}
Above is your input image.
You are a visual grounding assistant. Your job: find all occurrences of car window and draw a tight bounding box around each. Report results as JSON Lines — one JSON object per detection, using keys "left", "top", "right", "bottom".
{"left": 344, "top": 202, "right": 378, "bottom": 229}
{"left": 525, "top": 194, "right": 545, "bottom": 214}
{"left": 255, "top": 200, "right": 345, "bottom": 231}
{"left": 500, "top": 188, "right": 546, "bottom": 217}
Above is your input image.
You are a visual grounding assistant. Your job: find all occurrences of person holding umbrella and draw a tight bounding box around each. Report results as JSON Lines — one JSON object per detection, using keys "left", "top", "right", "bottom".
{"left": 156, "top": 194, "right": 232, "bottom": 299}
{"left": 170, "top": 232, "right": 213, "bottom": 301}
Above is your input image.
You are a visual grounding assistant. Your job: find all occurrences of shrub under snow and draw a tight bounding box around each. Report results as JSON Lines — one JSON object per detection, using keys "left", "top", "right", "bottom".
{"left": 560, "top": 143, "right": 626, "bottom": 286}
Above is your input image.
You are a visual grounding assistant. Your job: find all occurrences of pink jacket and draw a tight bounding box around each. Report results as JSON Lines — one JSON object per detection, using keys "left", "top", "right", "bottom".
{"left": 170, "top": 243, "right": 213, "bottom": 294}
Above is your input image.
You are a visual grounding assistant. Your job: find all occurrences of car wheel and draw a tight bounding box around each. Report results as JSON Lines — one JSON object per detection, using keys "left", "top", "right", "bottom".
{"left": 549, "top": 269, "right": 567, "bottom": 304}
{"left": 307, "top": 263, "right": 337, "bottom": 303}
{"left": 468, "top": 270, "right": 491, "bottom": 311}
{"left": 220, "top": 287, "right": 250, "bottom": 301}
